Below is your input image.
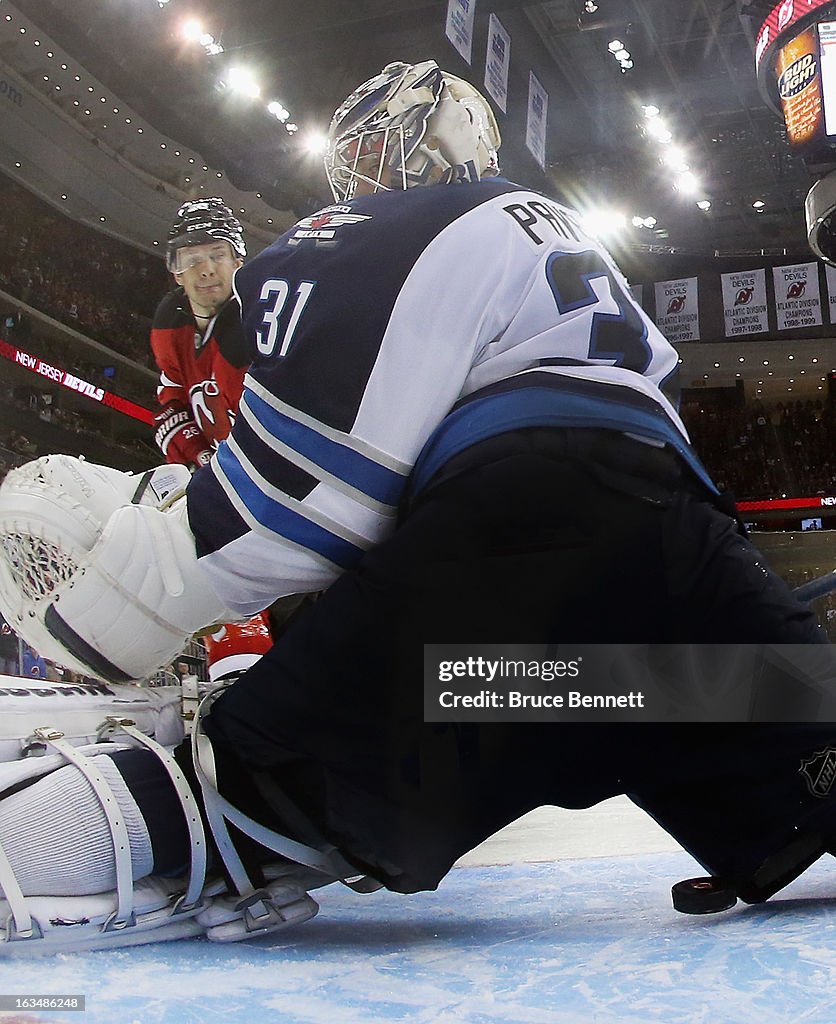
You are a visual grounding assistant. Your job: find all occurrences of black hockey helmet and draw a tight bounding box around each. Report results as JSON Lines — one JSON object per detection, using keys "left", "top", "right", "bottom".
{"left": 166, "top": 198, "right": 246, "bottom": 272}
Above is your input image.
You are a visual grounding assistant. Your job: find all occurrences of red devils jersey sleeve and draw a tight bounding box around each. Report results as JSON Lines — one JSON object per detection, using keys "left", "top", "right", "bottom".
{"left": 150, "top": 289, "right": 251, "bottom": 467}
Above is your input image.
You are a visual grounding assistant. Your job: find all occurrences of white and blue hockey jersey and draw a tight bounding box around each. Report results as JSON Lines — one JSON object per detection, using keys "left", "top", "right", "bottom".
{"left": 186, "top": 178, "right": 710, "bottom": 615}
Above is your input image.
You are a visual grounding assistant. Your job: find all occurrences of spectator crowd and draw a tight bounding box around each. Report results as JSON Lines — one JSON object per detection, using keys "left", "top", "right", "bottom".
{"left": 680, "top": 396, "right": 836, "bottom": 501}
{"left": 0, "top": 170, "right": 167, "bottom": 365}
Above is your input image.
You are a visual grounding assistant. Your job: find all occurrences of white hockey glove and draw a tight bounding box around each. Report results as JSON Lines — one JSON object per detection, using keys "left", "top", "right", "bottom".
{"left": 0, "top": 455, "right": 239, "bottom": 684}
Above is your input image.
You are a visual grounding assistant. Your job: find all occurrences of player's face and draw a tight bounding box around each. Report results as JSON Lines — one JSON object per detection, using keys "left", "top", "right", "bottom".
{"left": 173, "top": 241, "right": 242, "bottom": 317}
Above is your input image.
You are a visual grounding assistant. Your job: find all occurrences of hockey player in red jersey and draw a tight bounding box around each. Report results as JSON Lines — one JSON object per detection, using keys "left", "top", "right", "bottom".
{"left": 151, "top": 198, "right": 251, "bottom": 471}
{"left": 152, "top": 199, "right": 272, "bottom": 681}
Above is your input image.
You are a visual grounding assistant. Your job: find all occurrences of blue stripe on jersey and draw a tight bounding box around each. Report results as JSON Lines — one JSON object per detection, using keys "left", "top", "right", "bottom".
{"left": 243, "top": 389, "right": 406, "bottom": 507}
{"left": 409, "top": 378, "right": 718, "bottom": 498}
{"left": 215, "top": 442, "right": 365, "bottom": 569}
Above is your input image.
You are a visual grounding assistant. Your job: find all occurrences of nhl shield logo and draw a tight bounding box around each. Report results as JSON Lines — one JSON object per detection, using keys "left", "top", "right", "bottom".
{"left": 799, "top": 747, "right": 836, "bottom": 798}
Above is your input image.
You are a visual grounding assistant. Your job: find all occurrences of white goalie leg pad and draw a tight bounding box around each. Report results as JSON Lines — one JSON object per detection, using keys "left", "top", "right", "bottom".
{"left": 0, "top": 716, "right": 342, "bottom": 952}
{"left": 0, "top": 727, "right": 221, "bottom": 955}
{"left": 0, "top": 680, "right": 185, "bottom": 763}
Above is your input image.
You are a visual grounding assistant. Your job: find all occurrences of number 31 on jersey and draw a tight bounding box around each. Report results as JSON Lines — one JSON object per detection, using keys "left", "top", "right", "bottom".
{"left": 255, "top": 278, "right": 316, "bottom": 357}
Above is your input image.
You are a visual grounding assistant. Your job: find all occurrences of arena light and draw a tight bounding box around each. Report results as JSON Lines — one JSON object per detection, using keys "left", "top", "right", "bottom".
{"left": 182, "top": 19, "right": 203, "bottom": 42}
{"left": 662, "top": 147, "right": 689, "bottom": 172}
{"left": 304, "top": 131, "right": 328, "bottom": 156}
{"left": 696, "top": 199, "right": 712, "bottom": 211}
{"left": 227, "top": 67, "right": 260, "bottom": 99}
{"left": 580, "top": 208, "right": 628, "bottom": 239}
{"left": 674, "top": 170, "right": 699, "bottom": 195}
{"left": 608, "top": 39, "right": 624, "bottom": 52}
{"left": 268, "top": 100, "right": 290, "bottom": 122}
{"left": 645, "top": 118, "right": 673, "bottom": 143}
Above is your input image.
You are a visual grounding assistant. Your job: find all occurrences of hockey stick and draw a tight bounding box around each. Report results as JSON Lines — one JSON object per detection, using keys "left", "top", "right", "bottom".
{"left": 793, "top": 570, "right": 836, "bottom": 604}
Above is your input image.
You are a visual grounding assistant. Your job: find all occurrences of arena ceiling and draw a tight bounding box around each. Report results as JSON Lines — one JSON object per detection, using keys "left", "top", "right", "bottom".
{"left": 2, "top": 0, "right": 820, "bottom": 265}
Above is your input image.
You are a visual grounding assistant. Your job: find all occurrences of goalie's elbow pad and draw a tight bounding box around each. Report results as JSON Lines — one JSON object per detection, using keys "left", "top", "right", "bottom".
{"left": 155, "top": 404, "right": 212, "bottom": 469}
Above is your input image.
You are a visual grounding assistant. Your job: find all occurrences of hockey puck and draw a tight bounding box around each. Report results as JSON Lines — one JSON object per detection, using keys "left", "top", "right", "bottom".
{"left": 671, "top": 876, "right": 737, "bottom": 915}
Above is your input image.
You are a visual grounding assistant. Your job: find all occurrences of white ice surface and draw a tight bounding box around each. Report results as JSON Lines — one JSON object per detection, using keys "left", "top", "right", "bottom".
{"left": 3, "top": 798, "right": 836, "bottom": 1023}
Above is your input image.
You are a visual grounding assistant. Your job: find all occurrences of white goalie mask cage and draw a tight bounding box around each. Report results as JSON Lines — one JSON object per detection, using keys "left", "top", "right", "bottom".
{"left": 324, "top": 59, "right": 502, "bottom": 201}
{"left": 0, "top": 455, "right": 232, "bottom": 684}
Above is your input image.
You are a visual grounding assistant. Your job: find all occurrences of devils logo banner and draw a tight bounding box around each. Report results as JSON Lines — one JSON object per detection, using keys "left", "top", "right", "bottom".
{"left": 720, "top": 268, "right": 769, "bottom": 337}
{"left": 772, "top": 261, "right": 823, "bottom": 330}
{"left": 445, "top": 0, "right": 476, "bottom": 65}
{"left": 654, "top": 277, "right": 699, "bottom": 342}
{"left": 824, "top": 262, "right": 836, "bottom": 321}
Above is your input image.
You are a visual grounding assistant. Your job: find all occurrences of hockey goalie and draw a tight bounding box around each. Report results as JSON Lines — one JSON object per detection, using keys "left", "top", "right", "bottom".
{"left": 0, "top": 58, "right": 835, "bottom": 956}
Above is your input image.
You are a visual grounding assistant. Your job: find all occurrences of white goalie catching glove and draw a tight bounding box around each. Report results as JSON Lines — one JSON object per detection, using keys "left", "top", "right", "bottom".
{"left": 0, "top": 694, "right": 380, "bottom": 953}
{"left": 0, "top": 455, "right": 241, "bottom": 683}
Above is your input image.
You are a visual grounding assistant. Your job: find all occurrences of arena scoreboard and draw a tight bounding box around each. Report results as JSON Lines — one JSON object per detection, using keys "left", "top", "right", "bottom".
{"left": 755, "top": 0, "right": 836, "bottom": 165}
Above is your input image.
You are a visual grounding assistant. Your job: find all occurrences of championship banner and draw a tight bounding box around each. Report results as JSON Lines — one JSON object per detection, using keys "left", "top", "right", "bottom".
{"left": 720, "top": 268, "right": 769, "bottom": 337}
{"left": 825, "top": 262, "right": 836, "bottom": 321}
{"left": 484, "top": 14, "right": 511, "bottom": 113}
{"left": 525, "top": 71, "right": 548, "bottom": 170}
{"left": 445, "top": 0, "right": 476, "bottom": 64}
{"left": 654, "top": 277, "right": 700, "bottom": 342}
{"left": 772, "top": 261, "right": 823, "bottom": 330}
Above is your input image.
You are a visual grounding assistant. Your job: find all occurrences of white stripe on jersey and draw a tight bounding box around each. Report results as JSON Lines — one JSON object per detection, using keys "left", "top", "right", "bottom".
{"left": 220, "top": 433, "right": 374, "bottom": 551}
{"left": 200, "top": 528, "right": 341, "bottom": 615}
{"left": 237, "top": 395, "right": 397, "bottom": 517}
{"left": 245, "top": 375, "right": 412, "bottom": 474}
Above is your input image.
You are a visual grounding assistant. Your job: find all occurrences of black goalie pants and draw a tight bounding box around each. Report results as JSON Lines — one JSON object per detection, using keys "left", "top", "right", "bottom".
{"left": 200, "top": 428, "right": 835, "bottom": 901}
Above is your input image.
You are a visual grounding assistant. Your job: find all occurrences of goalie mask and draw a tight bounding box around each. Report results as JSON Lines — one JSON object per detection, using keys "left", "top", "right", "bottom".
{"left": 325, "top": 60, "right": 501, "bottom": 201}
{"left": 0, "top": 456, "right": 237, "bottom": 684}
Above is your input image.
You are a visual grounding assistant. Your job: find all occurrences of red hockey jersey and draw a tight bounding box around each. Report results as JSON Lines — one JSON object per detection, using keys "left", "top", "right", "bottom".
{"left": 150, "top": 288, "right": 251, "bottom": 466}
